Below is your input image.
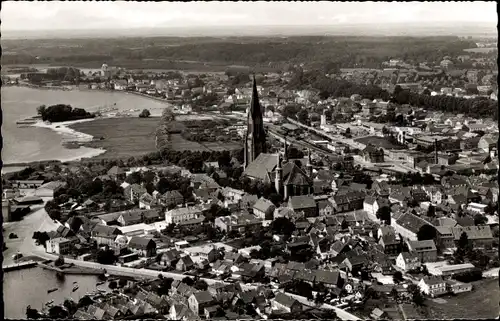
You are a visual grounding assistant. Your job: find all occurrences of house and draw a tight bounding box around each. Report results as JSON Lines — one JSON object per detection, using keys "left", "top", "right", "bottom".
{"left": 91, "top": 225, "right": 122, "bottom": 246}
{"left": 362, "top": 145, "right": 385, "bottom": 163}
{"left": 163, "top": 190, "right": 184, "bottom": 207}
{"left": 318, "top": 200, "right": 335, "bottom": 216}
{"left": 128, "top": 237, "right": 156, "bottom": 257}
{"left": 253, "top": 198, "right": 276, "bottom": 220}
{"left": 288, "top": 195, "right": 318, "bottom": 218}
{"left": 407, "top": 240, "right": 437, "bottom": 262}
{"left": 332, "top": 191, "right": 366, "bottom": 213}
{"left": 378, "top": 233, "right": 401, "bottom": 256}
{"left": 363, "top": 196, "right": 389, "bottom": 219}
{"left": 165, "top": 206, "right": 203, "bottom": 224}
{"left": 372, "top": 180, "right": 391, "bottom": 197}
{"left": 392, "top": 213, "right": 430, "bottom": 241}
{"left": 124, "top": 184, "right": 148, "bottom": 203}
{"left": 434, "top": 226, "right": 455, "bottom": 252}
{"left": 118, "top": 209, "right": 161, "bottom": 226}
{"left": 188, "top": 291, "right": 215, "bottom": 316}
{"left": 35, "top": 181, "right": 67, "bottom": 197}
{"left": 46, "top": 237, "right": 73, "bottom": 255}
{"left": 176, "top": 255, "right": 195, "bottom": 271}
{"left": 185, "top": 245, "right": 218, "bottom": 263}
{"left": 314, "top": 269, "right": 344, "bottom": 288}
{"left": 160, "top": 249, "right": 182, "bottom": 267}
{"left": 446, "top": 280, "right": 473, "bottom": 294}
{"left": 451, "top": 225, "right": 493, "bottom": 248}
{"left": 342, "top": 255, "right": 369, "bottom": 276}
{"left": 272, "top": 292, "right": 302, "bottom": 314}
{"left": 396, "top": 252, "right": 421, "bottom": 272}
{"left": 107, "top": 166, "right": 126, "bottom": 181}
{"left": 418, "top": 276, "right": 447, "bottom": 297}
{"left": 214, "top": 213, "right": 262, "bottom": 233}
{"left": 139, "top": 193, "right": 156, "bottom": 210}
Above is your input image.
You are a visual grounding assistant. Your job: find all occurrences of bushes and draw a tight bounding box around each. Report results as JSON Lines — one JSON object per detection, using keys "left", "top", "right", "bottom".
{"left": 453, "top": 268, "right": 483, "bottom": 283}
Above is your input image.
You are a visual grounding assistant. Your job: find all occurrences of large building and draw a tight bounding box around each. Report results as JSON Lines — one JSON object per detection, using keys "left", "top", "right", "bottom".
{"left": 242, "top": 76, "right": 312, "bottom": 200}
{"left": 244, "top": 76, "right": 267, "bottom": 169}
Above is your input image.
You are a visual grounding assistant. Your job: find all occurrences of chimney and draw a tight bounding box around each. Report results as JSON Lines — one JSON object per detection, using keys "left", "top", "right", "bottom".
{"left": 434, "top": 139, "right": 439, "bottom": 164}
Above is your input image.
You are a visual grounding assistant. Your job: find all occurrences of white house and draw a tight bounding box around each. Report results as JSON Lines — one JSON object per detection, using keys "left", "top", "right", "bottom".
{"left": 418, "top": 276, "right": 447, "bottom": 297}
{"left": 466, "top": 202, "right": 487, "bottom": 214}
{"left": 396, "top": 252, "right": 421, "bottom": 272}
{"left": 165, "top": 206, "right": 203, "bottom": 224}
{"left": 46, "top": 237, "right": 72, "bottom": 255}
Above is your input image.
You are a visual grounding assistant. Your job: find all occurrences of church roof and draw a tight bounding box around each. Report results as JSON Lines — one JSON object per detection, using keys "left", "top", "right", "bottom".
{"left": 282, "top": 162, "right": 312, "bottom": 186}
{"left": 243, "top": 153, "right": 278, "bottom": 180}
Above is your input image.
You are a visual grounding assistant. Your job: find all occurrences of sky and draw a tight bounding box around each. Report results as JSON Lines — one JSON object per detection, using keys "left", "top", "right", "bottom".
{"left": 1, "top": 1, "right": 497, "bottom": 31}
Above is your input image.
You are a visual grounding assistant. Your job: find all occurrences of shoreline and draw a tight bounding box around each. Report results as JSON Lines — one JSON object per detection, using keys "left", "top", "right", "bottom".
{"left": 29, "top": 118, "right": 108, "bottom": 162}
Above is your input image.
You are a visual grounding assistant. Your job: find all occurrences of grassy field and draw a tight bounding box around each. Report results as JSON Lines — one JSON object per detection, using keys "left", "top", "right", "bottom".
{"left": 422, "top": 279, "right": 499, "bottom": 320}
{"left": 69, "top": 117, "right": 160, "bottom": 159}
{"left": 354, "top": 136, "right": 405, "bottom": 150}
{"left": 168, "top": 134, "right": 242, "bottom": 152}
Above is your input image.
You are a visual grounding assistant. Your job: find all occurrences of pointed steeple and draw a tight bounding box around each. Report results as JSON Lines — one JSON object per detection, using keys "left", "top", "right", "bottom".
{"left": 244, "top": 74, "right": 267, "bottom": 169}
{"left": 275, "top": 152, "right": 283, "bottom": 195}
{"left": 249, "top": 74, "right": 262, "bottom": 119}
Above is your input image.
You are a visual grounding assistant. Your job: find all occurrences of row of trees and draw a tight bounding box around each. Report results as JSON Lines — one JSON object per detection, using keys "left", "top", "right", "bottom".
{"left": 392, "top": 86, "right": 498, "bottom": 120}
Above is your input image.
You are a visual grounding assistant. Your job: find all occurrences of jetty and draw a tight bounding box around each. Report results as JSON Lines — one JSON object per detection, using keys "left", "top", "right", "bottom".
{"left": 3, "top": 260, "right": 37, "bottom": 272}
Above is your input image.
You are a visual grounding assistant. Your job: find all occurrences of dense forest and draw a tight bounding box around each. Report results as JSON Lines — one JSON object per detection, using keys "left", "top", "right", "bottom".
{"left": 2, "top": 36, "right": 477, "bottom": 69}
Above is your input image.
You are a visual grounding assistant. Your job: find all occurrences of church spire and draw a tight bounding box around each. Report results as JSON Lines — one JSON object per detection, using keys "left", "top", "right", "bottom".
{"left": 243, "top": 74, "right": 267, "bottom": 169}
{"left": 283, "top": 137, "right": 288, "bottom": 163}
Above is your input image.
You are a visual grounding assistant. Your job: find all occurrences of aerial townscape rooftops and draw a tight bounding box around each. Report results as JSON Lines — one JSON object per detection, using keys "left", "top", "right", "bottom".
{"left": 2, "top": 1, "right": 498, "bottom": 321}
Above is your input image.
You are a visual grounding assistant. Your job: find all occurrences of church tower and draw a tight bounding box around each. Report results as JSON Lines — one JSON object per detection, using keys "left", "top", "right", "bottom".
{"left": 275, "top": 153, "right": 283, "bottom": 195}
{"left": 244, "top": 75, "right": 267, "bottom": 168}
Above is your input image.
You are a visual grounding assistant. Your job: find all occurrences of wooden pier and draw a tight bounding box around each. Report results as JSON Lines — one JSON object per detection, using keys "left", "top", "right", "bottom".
{"left": 3, "top": 260, "right": 37, "bottom": 272}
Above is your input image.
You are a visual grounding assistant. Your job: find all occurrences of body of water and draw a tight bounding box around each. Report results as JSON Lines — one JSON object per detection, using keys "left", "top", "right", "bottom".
{"left": 4, "top": 267, "right": 109, "bottom": 319}
{"left": 1, "top": 86, "right": 170, "bottom": 164}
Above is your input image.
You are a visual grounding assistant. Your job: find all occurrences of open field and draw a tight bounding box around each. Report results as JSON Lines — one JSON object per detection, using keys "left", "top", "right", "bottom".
{"left": 68, "top": 117, "right": 160, "bottom": 159}
{"left": 167, "top": 134, "right": 242, "bottom": 152}
{"left": 354, "top": 136, "right": 405, "bottom": 150}
{"left": 464, "top": 47, "right": 497, "bottom": 53}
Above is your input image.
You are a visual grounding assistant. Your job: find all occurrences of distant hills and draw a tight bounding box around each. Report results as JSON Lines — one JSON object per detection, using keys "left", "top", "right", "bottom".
{"left": 2, "top": 22, "right": 497, "bottom": 39}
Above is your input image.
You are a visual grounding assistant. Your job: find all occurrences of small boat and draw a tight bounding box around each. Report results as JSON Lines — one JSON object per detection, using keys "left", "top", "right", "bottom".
{"left": 45, "top": 300, "right": 54, "bottom": 306}
{"left": 72, "top": 285, "right": 79, "bottom": 292}
{"left": 96, "top": 281, "right": 105, "bottom": 286}
{"left": 104, "top": 273, "right": 110, "bottom": 278}
{"left": 47, "top": 288, "right": 58, "bottom": 293}
{"left": 73, "top": 281, "right": 78, "bottom": 284}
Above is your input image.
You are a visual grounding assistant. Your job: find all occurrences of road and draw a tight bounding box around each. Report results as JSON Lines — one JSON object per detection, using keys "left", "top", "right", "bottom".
{"left": 282, "top": 291, "right": 361, "bottom": 320}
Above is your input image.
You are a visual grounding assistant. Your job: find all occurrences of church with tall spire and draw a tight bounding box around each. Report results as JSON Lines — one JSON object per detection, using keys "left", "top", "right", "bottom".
{"left": 241, "top": 75, "right": 314, "bottom": 200}
{"left": 244, "top": 75, "right": 267, "bottom": 169}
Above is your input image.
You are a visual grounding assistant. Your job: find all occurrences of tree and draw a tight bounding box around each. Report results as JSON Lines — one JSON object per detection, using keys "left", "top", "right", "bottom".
{"left": 408, "top": 284, "right": 425, "bottom": 306}
{"left": 108, "top": 281, "right": 118, "bottom": 289}
{"left": 194, "top": 279, "right": 208, "bottom": 291}
{"left": 341, "top": 219, "right": 349, "bottom": 230}
{"left": 96, "top": 249, "right": 117, "bottom": 265}
{"left": 182, "top": 277, "right": 195, "bottom": 286}
{"left": 474, "top": 214, "right": 488, "bottom": 226}
{"left": 417, "top": 224, "right": 437, "bottom": 241}
{"left": 139, "top": 109, "right": 151, "bottom": 118}
{"left": 376, "top": 206, "right": 392, "bottom": 225}
{"left": 427, "top": 205, "right": 436, "bottom": 218}
{"left": 54, "top": 254, "right": 65, "bottom": 267}
{"left": 271, "top": 217, "right": 296, "bottom": 236}
{"left": 393, "top": 271, "right": 403, "bottom": 284}
{"left": 297, "top": 109, "right": 309, "bottom": 125}
{"left": 63, "top": 299, "right": 78, "bottom": 315}
{"left": 26, "top": 306, "right": 41, "bottom": 319}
